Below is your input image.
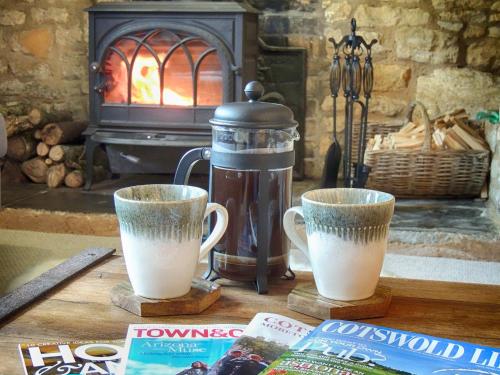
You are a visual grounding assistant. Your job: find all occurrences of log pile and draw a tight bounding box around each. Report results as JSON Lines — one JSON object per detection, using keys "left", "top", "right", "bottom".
{"left": 0, "top": 102, "right": 98, "bottom": 188}
{"left": 366, "top": 109, "right": 489, "bottom": 152}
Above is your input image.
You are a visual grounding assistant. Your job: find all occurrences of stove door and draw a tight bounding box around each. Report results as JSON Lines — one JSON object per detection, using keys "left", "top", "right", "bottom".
{"left": 90, "top": 21, "right": 236, "bottom": 132}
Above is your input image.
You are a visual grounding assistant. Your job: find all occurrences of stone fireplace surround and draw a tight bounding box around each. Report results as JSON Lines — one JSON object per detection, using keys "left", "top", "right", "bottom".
{"left": 0, "top": 0, "right": 499, "bottom": 202}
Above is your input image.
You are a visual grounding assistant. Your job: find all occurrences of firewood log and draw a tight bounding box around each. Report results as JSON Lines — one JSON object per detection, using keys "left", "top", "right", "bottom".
{"left": 28, "top": 108, "right": 72, "bottom": 127}
{"left": 48, "top": 145, "right": 84, "bottom": 163}
{"left": 21, "top": 157, "right": 48, "bottom": 183}
{"left": 7, "top": 133, "right": 36, "bottom": 161}
{"left": 40, "top": 121, "right": 88, "bottom": 146}
{"left": 451, "top": 125, "right": 488, "bottom": 151}
{"left": 64, "top": 170, "right": 84, "bottom": 188}
{"left": 45, "top": 158, "right": 54, "bottom": 166}
{"left": 36, "top": 142, "right": 50, "bottom": 157}
{"left": 64, "top": 166, "right": 108, "bottom": 188}
{"left": 5, "top": 115, "right": 33, "bottom": 137}
{"left": 33, "top": 129, "right": 42, "bottom": 140}
{"left": 1, "top": 159, "right": 27, "bottom": 184}
{"left": 47, "top": 163, "right": 68, "bottom": 188}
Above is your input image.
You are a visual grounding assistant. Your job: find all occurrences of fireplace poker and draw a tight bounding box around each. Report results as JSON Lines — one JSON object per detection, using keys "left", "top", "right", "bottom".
{"left": 355, "top": 43, "right": 375, "bottom": 188}
{"left": 320, "top": 39, "right": 342, "bottom": 188}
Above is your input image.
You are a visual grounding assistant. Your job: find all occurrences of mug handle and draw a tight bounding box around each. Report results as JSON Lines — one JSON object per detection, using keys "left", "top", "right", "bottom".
{"left": 199, "top": 203, "right": 229, "bottom": 260}
{"left": 283, "top": 206, "right": 310, "bottom": 261}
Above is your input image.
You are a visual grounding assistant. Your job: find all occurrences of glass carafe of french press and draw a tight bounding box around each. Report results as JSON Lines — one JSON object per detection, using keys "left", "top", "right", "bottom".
{"left": 174, "top": 81, "right": 299, "bottom": 293}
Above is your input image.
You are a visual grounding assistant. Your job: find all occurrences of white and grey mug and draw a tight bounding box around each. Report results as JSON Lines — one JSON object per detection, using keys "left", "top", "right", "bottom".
{"left": 114, "top": 184, "right": 228, "bottom": 299}
{"left": 284, "top": 188, "right": 395, "bottom": 301}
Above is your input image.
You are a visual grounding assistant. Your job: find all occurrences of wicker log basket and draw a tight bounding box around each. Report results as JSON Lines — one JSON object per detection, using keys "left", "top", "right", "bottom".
{"left": 364, "top": 102, "right": 490, "bottom": 198}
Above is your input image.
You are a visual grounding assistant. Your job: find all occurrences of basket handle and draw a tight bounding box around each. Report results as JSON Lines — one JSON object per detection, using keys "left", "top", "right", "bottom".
{"left": 404, "top": 101, "right": 432, "bottom": 152}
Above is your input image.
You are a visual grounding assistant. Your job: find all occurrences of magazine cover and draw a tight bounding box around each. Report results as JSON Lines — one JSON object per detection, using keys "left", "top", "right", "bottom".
{"left": 262, "top": 319, "right": 500, "bottom": 375}
{"left": 207, "top": 313, "right": 313, "bottom": 375}
{"left": 18, "top": 340, "right": 123, "bottom": 375}
{"left": 120, "top": 324, "right": 246, "bottom": 375}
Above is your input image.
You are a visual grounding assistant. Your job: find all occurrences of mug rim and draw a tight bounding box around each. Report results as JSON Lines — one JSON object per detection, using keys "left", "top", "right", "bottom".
{"left": 302, "top": 188, "right": 395, "bottom": 207}
{"left": 114, "top": 184, "right": 208, "bottom": 205}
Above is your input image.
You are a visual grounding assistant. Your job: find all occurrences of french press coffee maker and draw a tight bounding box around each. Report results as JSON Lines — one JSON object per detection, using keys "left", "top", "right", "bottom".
{"left": 174, "top": 81, "right": 299, "bottom": 294}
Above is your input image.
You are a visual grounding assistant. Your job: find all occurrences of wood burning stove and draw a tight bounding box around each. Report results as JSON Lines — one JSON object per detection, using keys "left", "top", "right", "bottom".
{"left": 84, "top": 1, "right": 258, "bottom": 189}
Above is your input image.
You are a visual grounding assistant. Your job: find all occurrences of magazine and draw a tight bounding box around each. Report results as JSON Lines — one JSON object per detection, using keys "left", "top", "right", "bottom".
{"left": 207, "top": 313, "right": 313, "bottom": 375}
{"left": 18, "top": 340, "right": 123, "bottom": 375}
{"left": 119, "top": 324, "right": 246, "bottom": 375}
{"left": 261, "top": 319, "right": 500, "bottom": 375}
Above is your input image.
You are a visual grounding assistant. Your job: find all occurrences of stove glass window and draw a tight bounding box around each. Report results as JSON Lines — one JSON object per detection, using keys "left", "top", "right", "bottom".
{"left": 102, "top": 29, "right": 223, "bottom": 107}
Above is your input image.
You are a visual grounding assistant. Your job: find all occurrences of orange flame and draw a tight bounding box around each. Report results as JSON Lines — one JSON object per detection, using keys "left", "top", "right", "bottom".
{"left": 130, "top": 55, "right": 192, "bottom": 106}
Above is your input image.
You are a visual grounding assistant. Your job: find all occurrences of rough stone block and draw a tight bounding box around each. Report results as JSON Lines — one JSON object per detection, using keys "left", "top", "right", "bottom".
{"left": 0, "top": 59, "right": 7, "bottom": 75}
{"left": 437, "top": 21, "right": 463, "bottom": 32}
{"left": 395, "top": 27, "right": 458, "bottom": 64}
{"left": 374, "top": 64, "right": 411, "bottom": 92}
{"left": 433, "top": 0, "right": 491, "bottom": 10}
{"left": 0, "top": 10, "right": 26, "bottom": 26}
{"left": 490, "top": 13, "right": 500, "bottom": 22}
{"left": 489, "top": 27, "right": 500, "bottom": 38}
{"left": 19, "top": 28, "right": 54, "bottom": 59}
{"left": 439, "top": 10, "right": 486, "bottom": 23}
{"left": 288, "top": 35, "right": 325, "bottom": 57}
{"left": 7, "top": 56, "right": 36, "bottom": 78}
{"left": 319, "top": 135, "right": 332, "bottom": 156}
{"left": 260, "top": 15, "right": 290, "bottom": 35}
{"left": 31, "top": 8, "right": 69, "bottom": 24}
{"left": 354, "top": 5, "right": 399, "bottom": 27}
{"left": 304, "top": 141, "right": 315, "bottom": 158}
{"left": 324, "top": 1, "right": 352, "bottom": 23}
{"left": 55, "top": 25, "right": 84, "bottom": 49}
{"left": 416, "top": 68, "right": 500, "bottom": 117}
{"left": 464, "top": 24, "right": 487, "bottom": 38}
{"left": 396, "top": 0, "right": 421, "bottom": 6}
{"left": 370, "top": 96, "right": 407, "bottom": 117}
{"left": 304, "top": 157, "right": 323, "bottom": 179}
{"left": 466, "top": 39, "right": 500, "bottom": 69}
{"left": 399, "top": 8, "right": 431, "bottom": 26}
{"left": 0, "top": 79, "right": 24, "bottom": 95}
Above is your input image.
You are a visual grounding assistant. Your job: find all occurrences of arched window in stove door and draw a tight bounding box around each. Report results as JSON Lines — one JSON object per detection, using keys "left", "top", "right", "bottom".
{"left": 102, "top": 28, "right": 224, "bottom": 107}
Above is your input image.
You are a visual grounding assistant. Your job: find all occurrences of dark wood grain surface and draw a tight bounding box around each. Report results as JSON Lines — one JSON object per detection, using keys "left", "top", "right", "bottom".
{"left": 1, "top": 254, "right": 499, "bottom": 373}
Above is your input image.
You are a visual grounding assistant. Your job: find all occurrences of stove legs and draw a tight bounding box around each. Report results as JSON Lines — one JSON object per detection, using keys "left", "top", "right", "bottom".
{"left": 84, "top": 137, "right": 98, "bottom": 191}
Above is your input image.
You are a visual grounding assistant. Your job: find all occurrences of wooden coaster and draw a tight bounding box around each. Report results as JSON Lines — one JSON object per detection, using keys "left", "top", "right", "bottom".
{"left": 111, "top": 278, "right": 221, "bottom": 317}
{"left": 288, "top": 283, "right": 392, "bottom": 320}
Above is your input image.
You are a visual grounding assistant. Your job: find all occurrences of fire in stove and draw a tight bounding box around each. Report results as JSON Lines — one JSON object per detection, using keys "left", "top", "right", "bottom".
{"left": 102, "top": 31, "right": 223, "bottom": 107}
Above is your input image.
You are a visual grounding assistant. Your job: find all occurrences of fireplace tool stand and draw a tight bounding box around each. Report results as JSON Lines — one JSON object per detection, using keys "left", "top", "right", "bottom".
{"left": 321, "top": 18, "right": 377, "bottom": 188}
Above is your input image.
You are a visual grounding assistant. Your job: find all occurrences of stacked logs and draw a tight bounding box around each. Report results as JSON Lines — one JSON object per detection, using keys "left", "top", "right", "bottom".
{"left": 0, "top": 102, "right": 100, "bottom": 189}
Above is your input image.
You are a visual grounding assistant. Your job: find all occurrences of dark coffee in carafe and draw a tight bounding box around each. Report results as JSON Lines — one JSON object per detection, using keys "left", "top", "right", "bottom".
{"left": 211, "top": 166, "right": 292, "bottom": 281}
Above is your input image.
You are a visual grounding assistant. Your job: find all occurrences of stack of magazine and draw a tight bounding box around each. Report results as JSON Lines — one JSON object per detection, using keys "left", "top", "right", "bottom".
{"left": 18, "top": 313, "right": 499, "bottom": 375}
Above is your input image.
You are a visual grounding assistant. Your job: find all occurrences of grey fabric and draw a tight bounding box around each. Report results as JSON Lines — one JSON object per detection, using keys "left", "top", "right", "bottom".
{"left": 0, "top": 115, "right": 6, "bottom": 157}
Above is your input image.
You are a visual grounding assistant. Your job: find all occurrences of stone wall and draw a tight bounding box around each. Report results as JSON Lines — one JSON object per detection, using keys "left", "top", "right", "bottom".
{"left": 0, "top": 0, "right": 92, "bottom": 120}
{"left": 254, "top": 0, "right": 500, "bottom": 178}
{"left": 0, "top": 0, "right": 499, "bottom": 178}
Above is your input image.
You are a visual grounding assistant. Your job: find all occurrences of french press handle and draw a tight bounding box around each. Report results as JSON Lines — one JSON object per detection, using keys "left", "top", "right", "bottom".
{"left": 173, "top": 147, "right": 212, "bottom": 185}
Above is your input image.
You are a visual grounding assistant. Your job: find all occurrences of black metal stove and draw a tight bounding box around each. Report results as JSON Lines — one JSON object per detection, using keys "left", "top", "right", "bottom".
{"left": 84, "top": 1, "right": 258, "bottom": 189}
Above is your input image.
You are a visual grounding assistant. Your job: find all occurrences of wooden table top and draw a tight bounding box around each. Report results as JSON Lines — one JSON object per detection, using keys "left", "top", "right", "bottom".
{"left": 1, "top": 254, "right": 499, "bottom": 373}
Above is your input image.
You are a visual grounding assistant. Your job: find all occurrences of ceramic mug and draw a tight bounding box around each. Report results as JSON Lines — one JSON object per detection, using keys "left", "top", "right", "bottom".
{"left": 114, "top": 184, "right": 228, "bottom": 299}
{"left": 284, "top": 188, "right": 395, "bottom": 301}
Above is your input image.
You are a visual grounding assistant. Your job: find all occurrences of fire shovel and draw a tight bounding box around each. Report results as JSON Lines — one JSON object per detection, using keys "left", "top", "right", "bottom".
{"left": 320, "top": 42, "right": 342, "bottom": 188}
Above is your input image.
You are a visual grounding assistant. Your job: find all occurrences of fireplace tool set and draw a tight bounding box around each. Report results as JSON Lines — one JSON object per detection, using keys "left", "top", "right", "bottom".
{"left": 321, "top": 18, "right": 377, "bottom": 188}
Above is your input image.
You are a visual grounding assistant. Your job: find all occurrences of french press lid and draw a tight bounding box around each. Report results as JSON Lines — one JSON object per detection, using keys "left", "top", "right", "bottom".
{"left": 209, "top": 81, "right": 297, "bottom": 129}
